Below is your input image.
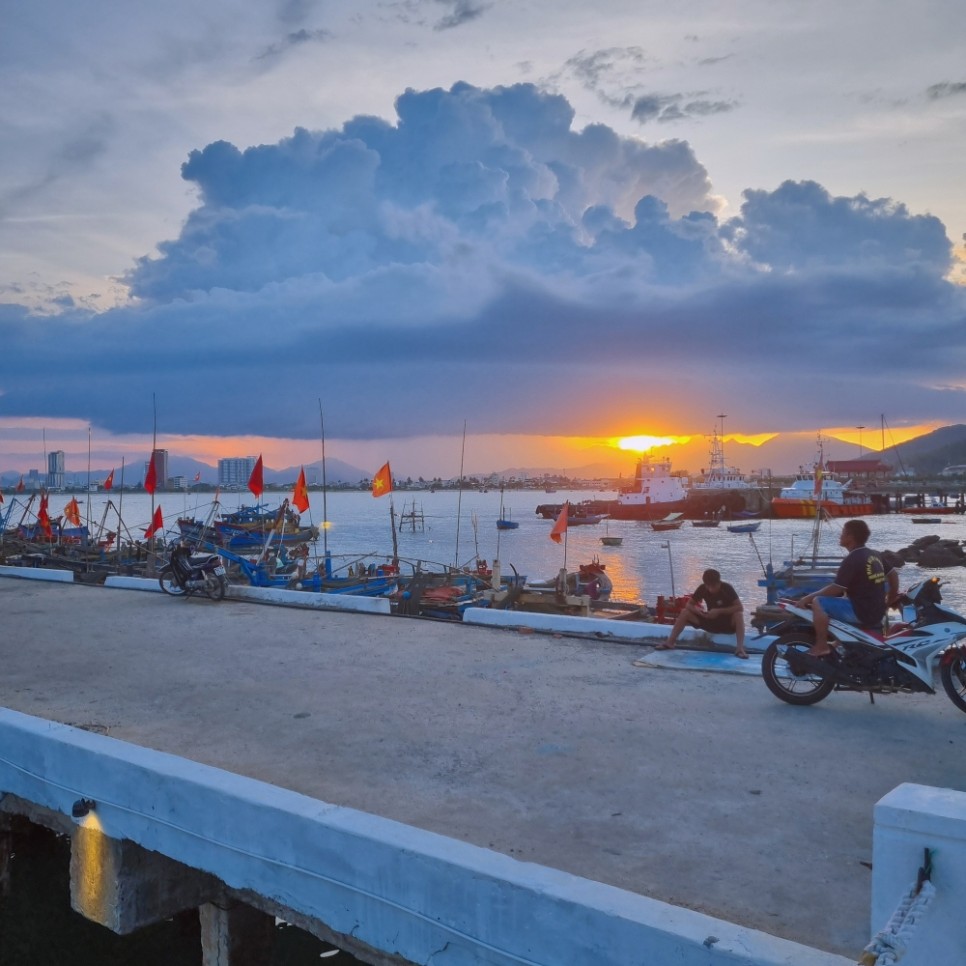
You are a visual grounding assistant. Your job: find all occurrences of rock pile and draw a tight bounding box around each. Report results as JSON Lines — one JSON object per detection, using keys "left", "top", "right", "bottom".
{"left": 891, "top": 534, "right": 966, "bottom": 569}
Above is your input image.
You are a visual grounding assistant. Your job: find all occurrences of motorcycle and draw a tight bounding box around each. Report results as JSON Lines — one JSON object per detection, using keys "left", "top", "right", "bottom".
{"left": 761, "top": 577, "right": 966, "bottom": 711}
{"left": 158, "top": 543, "right": 228, "bottom": 601}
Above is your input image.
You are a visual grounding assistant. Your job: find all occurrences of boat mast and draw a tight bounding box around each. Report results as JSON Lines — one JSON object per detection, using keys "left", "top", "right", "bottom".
{"left": 454, "top": 420, "right": 466, "bottom": 570}
{"left": 318, "top": 400, "right": 328, "bottom": 560}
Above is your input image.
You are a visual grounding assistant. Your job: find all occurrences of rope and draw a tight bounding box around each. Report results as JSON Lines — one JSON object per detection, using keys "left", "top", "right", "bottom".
{"left": 859, "top": 870, "right": 936, "bottom": 965}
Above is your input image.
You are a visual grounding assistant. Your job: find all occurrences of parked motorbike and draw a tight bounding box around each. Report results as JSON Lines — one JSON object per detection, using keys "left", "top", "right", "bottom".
{"left": 761, "top": 577, "right": 966, "bottom": 711}
{"left": 158, "top": 543, "right": 228, "bottom": 601}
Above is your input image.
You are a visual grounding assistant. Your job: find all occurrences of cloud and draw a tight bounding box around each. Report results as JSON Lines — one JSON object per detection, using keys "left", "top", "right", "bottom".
{"left": 1, "top": 81, "right": 963, "bottom": 444}
{"left": 434, "top": 0, "right": 489, "bottom": 31}
{"left": 630, "top": 93, "right": 736, "bottom": 124}
{"left": 563, "top": 48, "right": 737, "bottom": 125}
{"left": 927, "top": 81, "right": 966, "bottom": 100}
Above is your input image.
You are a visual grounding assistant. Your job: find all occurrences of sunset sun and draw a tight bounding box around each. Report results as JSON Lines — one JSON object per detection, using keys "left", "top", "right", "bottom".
{"left": 615, "top": 435, "right": 683, "bottom": 453}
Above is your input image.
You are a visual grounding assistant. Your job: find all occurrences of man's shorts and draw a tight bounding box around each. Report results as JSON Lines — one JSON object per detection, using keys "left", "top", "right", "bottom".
{"left": 814, "top": 596, "right": 859, "bottom": 624}
{"left": 694, "top": 612, "right": 736, "bottom": 634}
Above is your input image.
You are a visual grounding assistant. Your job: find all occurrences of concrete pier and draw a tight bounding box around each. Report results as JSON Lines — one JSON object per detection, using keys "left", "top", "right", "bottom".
{"left": 2, "top": 577, "right": 965, "bottom": 960}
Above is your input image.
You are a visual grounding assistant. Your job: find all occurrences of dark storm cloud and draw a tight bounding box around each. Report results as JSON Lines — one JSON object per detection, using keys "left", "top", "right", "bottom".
{"left": 1, "top": 81, "right": 962, "bottom": 442}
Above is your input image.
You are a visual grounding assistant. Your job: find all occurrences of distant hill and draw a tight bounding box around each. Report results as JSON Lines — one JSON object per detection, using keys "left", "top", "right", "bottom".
{"left": 875, "top": 424, "right": 966, "bottom": 475}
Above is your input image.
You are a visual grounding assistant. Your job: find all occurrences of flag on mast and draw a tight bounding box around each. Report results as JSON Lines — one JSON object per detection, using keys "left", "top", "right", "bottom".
{"left": 371, "top": 462, "right": 392, "bottom": 497}
{"left": 550, "top": 502, "right": 569, "bottom": 543}
{"left": 64, "top": 497, "right": 82, "bottom": 527}
{"left": 292, "top": 466, "right": 310, "bottom": 513}
{"left": 248, "top": 455, "right": 264, "bottom": 499}
{"left": 104, "top": 468, "right": 114, "bottom": 490}
{"left": 144, "top": 506, "right": 164, "bottom": 539}
{"left": 16, "top": 476, "right": 24, "bottom": 493}
{"left": 37, "top": 491, "right": 53, "bottom": 537}
{"left": 144, "top": 452, "right": 157, "bottom": 494}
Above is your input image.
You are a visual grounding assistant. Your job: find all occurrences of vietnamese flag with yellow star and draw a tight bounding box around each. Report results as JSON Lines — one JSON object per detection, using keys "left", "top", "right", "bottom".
{"left": 371, "top": 462, "right": 392, "bottom": 498}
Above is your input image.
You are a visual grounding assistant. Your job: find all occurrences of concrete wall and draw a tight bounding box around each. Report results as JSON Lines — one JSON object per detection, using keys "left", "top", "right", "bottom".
{"left": 0, "top": 708, "right": 849, "bottom": 965}
{"left": 871, "top": 783, "right": 966, "bottom": 965}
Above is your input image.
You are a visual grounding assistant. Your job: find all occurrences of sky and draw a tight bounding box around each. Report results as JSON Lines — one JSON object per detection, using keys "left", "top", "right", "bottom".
{"left": 1, "top": 0, "right": 965, "bottom": 479}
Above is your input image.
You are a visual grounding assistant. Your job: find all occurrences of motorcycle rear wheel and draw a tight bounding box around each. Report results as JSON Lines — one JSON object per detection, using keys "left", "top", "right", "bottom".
{"left": 159, "top": 566, "right": 186, "bottom": 596}
{"left": 940, "top": 651, "right": 966, "bottom": 714}
{"left": 205, "top": 574, "right": 227, "bottom": 601}
{"left": 762, "top": 632, "right": 836, "bottom": 706}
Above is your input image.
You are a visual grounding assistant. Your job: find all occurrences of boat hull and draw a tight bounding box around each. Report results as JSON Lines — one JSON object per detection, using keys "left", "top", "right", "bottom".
{"left": 770, "top": 498, "right": 876, "bottom": 519}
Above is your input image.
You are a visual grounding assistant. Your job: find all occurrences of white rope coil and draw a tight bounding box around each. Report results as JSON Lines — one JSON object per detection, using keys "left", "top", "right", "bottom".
{"left": 860, "top": 878, "right": 936, "bottom": 965}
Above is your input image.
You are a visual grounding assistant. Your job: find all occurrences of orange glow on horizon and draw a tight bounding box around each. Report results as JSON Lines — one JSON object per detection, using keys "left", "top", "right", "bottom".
{"left": 615, "top": 435, "right": 689, "bottom": 453}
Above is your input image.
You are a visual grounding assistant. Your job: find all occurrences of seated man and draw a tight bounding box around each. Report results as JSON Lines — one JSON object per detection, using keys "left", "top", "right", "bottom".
{"left": 656, "top": 568, "right": 748, "bottom": 658}
{"left": 799, "top": 518, "right": 899, "bottom": 657}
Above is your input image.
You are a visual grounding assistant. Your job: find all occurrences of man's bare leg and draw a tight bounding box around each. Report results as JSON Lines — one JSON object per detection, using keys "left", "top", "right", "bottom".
{"left": 807, "top": 604, "right": 834, "bottom": 657}
{"left": 734, "top": 611, "right": 748, "bottom": 658}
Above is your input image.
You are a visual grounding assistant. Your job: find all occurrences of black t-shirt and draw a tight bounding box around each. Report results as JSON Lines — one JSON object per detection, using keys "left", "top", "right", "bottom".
{"left": 692, "top": 581, "right": 739, "bottom": 611}
{"left": 835, "top": 546, "right": 890, "bottom": 626}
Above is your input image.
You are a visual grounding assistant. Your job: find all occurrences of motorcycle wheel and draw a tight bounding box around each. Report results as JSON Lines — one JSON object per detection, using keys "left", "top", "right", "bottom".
{"left": 205, "top": 574, "right": 227, "bottom": 601}
{"left": 940, "top": 651, "right": 966, "bottom": 714}
{"left": 159, "top": 566, "right": 186, "bottom": 596}
{"left": 761, "top": 632, "right": 836, "bottom": 706}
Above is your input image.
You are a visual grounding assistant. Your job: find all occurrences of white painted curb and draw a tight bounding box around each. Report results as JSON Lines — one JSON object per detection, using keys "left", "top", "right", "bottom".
{"left": 0, "top": 565, "right": 75, "bottom": 583}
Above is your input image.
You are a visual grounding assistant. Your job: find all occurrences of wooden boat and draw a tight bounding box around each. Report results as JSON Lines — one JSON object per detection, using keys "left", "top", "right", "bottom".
{"left": 599, "top": 520, "right": 623, "bottom": 546}
{"left": 727, "top": 521, "right": 761, "bottom": 533}
{"left": 179, "top": 501, "right": 319, "bottom": 550}
{"left": 650, "top": 513, "right": 684, "bottom": 531}
{"left": 496, "top": 487, "right": 519, "bottom": 530}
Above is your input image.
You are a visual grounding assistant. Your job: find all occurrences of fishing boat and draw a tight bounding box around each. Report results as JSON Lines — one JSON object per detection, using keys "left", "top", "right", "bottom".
{"left": 650, "top": 512, "right": 685, "bottom": 531}
{"left": 607, "top": 454, "right": 689, "bottom": 521}
{"left": 179, "top": 501, "right": 319, "bottom": 550}
{"left": 691, "top": 519, "right": 720, "bottom": 528}
{"left": 727, "top": 521, "right": 761, "bottom": 533}
{"left": 686, "top": 415, "right": 767, "bottom": 517}
{"left": 770, "top": 438, "right": 876, "bottom": 519}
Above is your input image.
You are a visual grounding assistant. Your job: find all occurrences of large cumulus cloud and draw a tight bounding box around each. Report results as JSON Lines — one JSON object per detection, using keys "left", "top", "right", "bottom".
{"left": 1, "top": 81, "right": 962, "bottom": 441}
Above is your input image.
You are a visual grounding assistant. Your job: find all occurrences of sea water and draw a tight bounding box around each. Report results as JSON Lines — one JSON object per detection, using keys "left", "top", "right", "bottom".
{"left": 32, "top": 488, "right": 966, "bottom": 615}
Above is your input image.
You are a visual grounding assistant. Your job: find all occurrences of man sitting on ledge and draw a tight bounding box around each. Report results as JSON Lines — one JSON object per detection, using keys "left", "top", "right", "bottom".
{"left": 656, "top": 567, "right": 748, "bottom": 659}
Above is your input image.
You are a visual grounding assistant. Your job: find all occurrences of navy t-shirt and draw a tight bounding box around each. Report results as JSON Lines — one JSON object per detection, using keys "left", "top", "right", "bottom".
{"left": 835, "top": 546, "right": 890, "bottom": 627}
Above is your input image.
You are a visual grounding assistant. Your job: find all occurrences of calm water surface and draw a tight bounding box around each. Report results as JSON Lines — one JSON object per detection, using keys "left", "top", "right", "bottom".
{"left": 62, "top": 488, "right": 966, "bottom": 615}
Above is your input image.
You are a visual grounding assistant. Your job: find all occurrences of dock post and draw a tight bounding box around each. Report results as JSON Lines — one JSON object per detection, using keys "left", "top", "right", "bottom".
{"left": 200, "top": 900, "right": 275, "bottom": 966}
{"left": 70, "top": 821, "right": 217, "bottom": 934}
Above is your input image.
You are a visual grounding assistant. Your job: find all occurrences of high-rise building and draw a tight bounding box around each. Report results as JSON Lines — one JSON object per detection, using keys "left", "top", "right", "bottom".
{"left": 147, "top": 449, "right": 169, "bottom": 491}
{"left": 46, "top": 450, "right": 65, "bottom": 490}
{"left": 218, "top": 457, "right": 257, "bottom": 488}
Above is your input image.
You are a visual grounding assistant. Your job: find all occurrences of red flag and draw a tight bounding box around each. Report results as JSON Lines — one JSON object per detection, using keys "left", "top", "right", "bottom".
{"left": 144, "top": 505, "right": 164, "bottom": 539}
{"left": 194, "top": 471, "right": 201, "bottom": 482}
{"left": 550, "top": 502, "right": 569, "bottom": 543}
{"left": 16, "top": 475, "right": 24, "bottom": 493}
{"left": 0, "top": 490, "right": 4, "bottom": 505}
{"left": 64, "top": 497, "right": 82, "bottom": 527}
{"left": 144, "top": 452, "right": 157, "bottom": 494}
{"left": 248, "top": 455, "right": 264, "bottom": 498}
{"left": 371, "top": 462, "right": 392, "bottom": 498}
{"left": 104, "top": 468, "right": 114, "bottom": 490}
{"left": 292, "top": 466, "right": 310, "bottom": 513}
{"left": 37, "top": 491, "right": 53, "bottom": 538}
